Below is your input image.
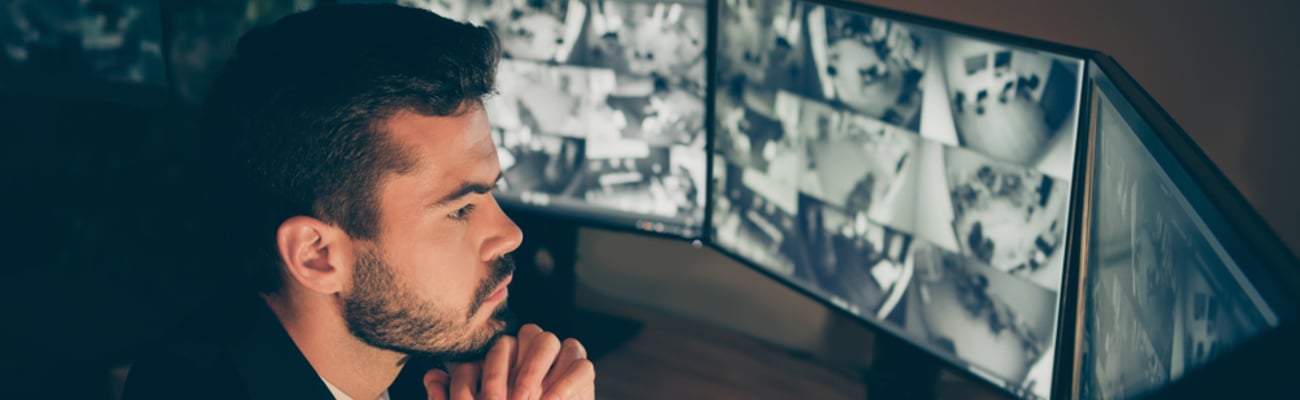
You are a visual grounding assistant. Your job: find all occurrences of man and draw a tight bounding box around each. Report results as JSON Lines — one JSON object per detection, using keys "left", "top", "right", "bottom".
{"left": 123, "top": 4, "right": 594, "bottom": 400}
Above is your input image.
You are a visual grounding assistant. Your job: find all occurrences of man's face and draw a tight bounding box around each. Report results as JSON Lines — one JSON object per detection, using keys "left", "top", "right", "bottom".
{"left": 342, "top": 105, "right": 523, "bottom": 362}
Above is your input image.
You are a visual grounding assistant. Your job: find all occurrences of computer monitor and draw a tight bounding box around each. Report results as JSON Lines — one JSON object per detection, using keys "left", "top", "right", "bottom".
{"left": 709, "top": 0, "right": 1086, "bottom": 398}
{"left": 1055, "top": 58, "right": 1299, "bottom": 400}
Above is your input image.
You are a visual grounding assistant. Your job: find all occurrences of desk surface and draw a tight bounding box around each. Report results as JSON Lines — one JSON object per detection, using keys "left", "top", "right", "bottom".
{"left": 579, "top": 287, "right": 1011, "bottom": 400}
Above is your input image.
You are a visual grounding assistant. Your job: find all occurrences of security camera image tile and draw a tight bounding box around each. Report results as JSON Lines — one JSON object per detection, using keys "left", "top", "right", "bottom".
{"left": 904, "top": 241, "right": 1058, "bottom": 394}
{"left": 938, "top": 144, "right": 1069, "bottom": 289}
{"left": 717, "top": 0, "right": 929, "bottom": 131}
{"left": 937, "top": 36, "right": 1080, "bottom": 167}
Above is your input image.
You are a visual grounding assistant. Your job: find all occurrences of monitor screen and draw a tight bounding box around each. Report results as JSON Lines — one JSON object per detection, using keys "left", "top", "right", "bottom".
{"left": 1070, "top": 63, "right": 1285, "bottom": 400}
{"left": 381, "top": 0, "right": 709, "bottom": 238}
{"left": 710, "top": 0, "right": 1084, "bottom": 397}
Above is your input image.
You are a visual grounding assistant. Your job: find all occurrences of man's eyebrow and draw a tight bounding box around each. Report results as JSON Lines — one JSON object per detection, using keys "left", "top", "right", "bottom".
{"left": 431, "top": 172, "right": 504, "bottom": 208}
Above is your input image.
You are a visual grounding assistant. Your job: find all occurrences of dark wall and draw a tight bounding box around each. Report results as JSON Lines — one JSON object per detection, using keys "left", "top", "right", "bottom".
{"left": 0, "top": 93, "right": 206, "bottom": 397}
{"left": 1, "top": 1, "right": 309, "bottom": 397}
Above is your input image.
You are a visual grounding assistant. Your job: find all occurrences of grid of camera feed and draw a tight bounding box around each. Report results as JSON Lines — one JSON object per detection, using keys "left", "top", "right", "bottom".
{"left": 1, "top": 0, "right": 166, "bottom": 91}
{"left": 1076, "top": 89, "right": 1277, "bottom": 400}
{"left": 711, "top": 1, "right": 1083, "bottom": 398}
{"left": 360, "top": 0, "right": 709, "bottom": 237}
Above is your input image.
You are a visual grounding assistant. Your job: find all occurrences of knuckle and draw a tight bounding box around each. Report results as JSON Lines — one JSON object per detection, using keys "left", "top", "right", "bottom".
{"left": 476, "top": 379, "right": 506, "bottom": 400}
{"left": 562, "top": 338, "right": 586, "bottom": 357}
{"left": 481, "top": 366, "right": 506, "bottom": 383}
{"left": 518, "top": 361, "right": 547, "bottom": 380}
{"left": 452, "top": 363, "right": 478, "bottom": 375}
{"left": 478, "top": 390, "right": 507, "bottom": 400}
{"left": 539, "top": 332, "right": 560, "bottom": 348}
{"left": 512, "top": 383, "right": 540, "bottom": 397}
{"left": 519, "top": 323, "right": 543, "bottom": 337}
{"left": 491, "top": 336, "right": 516, "bottom": 352}
{"left": 576, "top": 360, "right": 596, "bottom": 379}
{"left": 561, "top": 338, "right": 581, "bottom": 349}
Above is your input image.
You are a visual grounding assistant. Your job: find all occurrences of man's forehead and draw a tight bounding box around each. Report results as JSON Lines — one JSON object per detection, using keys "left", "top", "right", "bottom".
{"left": 376, "top": 106, "right": 499, "bottom": 208}
{"left": 381, "top": 106, "right": 496, "bottom": 173}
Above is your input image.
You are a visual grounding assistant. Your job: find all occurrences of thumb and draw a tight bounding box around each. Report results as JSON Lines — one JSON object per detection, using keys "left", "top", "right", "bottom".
{"left": 424, "top": 369, "right": 451, "bottom": 400}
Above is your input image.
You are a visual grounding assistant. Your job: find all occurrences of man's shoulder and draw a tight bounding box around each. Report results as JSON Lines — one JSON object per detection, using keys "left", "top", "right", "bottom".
{"left": 125, "top": 297, "right": 338, "bottom": 400}
{"left": 123, "top": 340, "right": 250, "bottom": 400}
{"left": 122, "top": 297, "right": 266, "bottom": 400}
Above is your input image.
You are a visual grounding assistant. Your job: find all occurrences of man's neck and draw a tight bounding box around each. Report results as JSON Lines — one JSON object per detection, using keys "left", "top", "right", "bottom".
{"left": 262, "top": 291, "right": 406, "bottom": 400}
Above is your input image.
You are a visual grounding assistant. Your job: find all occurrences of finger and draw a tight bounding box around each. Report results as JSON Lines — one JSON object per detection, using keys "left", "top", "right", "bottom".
{"left": 512, "top": 330, "right": 562, "bottom": 400}
{"left": 424, "top": 369, "right": 450, "bottom": 400}
{"left": 448, "top": 362, "right": 480, "bottom": 400}
{"left": 539, "top": 359, "right": 595, "bottom": 400}
{"left": 479, "top": 336, "right": 517, "bottom": 400}
{"left": 513, "top": 324, "right": 545, "bottom": 368}
{"left": 542, "top": 339, "right": 588, "bottom": 389}
{"left": 510, "top": 324, "right": 545, "bottom": 388}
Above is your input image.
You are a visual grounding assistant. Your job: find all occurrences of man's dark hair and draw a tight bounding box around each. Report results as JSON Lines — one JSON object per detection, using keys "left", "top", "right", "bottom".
{"left": 202, "top": 4, "right": 500, "bottom": 294}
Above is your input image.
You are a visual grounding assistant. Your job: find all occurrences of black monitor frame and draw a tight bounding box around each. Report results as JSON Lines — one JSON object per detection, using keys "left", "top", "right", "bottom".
{"left": 1049, "top": 55, "right": 1300, "bottom": 400}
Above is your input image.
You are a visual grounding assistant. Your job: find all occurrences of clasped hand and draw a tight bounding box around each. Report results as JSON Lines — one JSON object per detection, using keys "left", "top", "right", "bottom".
{"left": 423, "top": 324, "right": 595, "bottom": 400}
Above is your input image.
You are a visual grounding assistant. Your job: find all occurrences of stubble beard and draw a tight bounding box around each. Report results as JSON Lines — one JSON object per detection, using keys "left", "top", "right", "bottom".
{"left": 342, "top": 247, "right": 517, "bottom": 363}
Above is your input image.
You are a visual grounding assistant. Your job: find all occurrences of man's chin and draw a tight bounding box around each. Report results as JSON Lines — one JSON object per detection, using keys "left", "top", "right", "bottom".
{"left": 406, "top": 307, "right": 517, "bottom": 363}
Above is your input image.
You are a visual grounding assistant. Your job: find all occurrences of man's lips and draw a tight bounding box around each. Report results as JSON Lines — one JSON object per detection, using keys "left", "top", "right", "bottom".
{"left": 486, "top": 275, "right": 513, "bottom": 302}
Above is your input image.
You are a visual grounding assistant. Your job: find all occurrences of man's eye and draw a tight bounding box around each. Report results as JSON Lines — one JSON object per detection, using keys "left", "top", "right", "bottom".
{"left": 449, "top": 203, "right": 477, "bottom": 221}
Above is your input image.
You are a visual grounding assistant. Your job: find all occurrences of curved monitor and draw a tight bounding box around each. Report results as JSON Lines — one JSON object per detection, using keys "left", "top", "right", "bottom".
{"left": 1057, "top": 58, "right": 1299, "bottom": 400}
{"left": 708, "top": 0, "right": 1086, "bottom": 398}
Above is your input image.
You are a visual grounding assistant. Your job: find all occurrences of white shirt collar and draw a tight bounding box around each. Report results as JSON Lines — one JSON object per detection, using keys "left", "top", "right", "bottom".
{"left": 320, "top": 377, "right": 390, "bottom": 400}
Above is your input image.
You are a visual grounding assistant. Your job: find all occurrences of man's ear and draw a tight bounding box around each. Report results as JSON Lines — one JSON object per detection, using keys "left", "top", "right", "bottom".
{"left": 276, "top": 216, "right": 353, "bottom": 295}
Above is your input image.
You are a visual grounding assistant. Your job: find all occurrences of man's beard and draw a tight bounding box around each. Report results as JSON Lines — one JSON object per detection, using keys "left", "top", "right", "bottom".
{"left": 342, "top": 247, "right": 517, "bottom": 363}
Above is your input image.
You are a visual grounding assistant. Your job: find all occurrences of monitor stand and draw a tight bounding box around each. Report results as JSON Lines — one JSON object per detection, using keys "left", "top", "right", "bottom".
{"left": 864, "top": 333, "right": 942, "bottom": 400}
{"left": 507, "top": 211, "right": 643, "bottom": 360}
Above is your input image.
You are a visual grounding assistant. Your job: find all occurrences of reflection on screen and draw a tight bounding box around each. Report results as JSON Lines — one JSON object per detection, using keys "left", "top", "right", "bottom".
{"left": 1077, "top": 87, "right": 1277, "bottom": 400}
{"left": 710, "top": 1, "right": 1083, "bottom": 398}
{"left": 373, "top": 0, "right": 708, "bottom": 237}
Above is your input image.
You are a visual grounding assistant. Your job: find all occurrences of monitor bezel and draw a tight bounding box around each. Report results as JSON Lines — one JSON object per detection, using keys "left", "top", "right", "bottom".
{"left": 703, "top": 0, "right": 1098, "bottom": 398}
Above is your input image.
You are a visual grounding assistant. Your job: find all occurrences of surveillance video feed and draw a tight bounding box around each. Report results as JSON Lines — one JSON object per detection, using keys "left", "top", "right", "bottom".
{"left": 1077, "top": 89, "right": 1276, "bottom": 400}
{"left": 936, "top": 35, "right": 1080, "bottom": 170}
{"left": 929, "top": 143, "right": 1070, "bottom": 290}
{"left": 1, "top": 0, "right": 165, "bottom": 90}
{"left": 904, "top": 241, "right": 1058, "bottom": 397}
{"left": 711, "top": 1, "right": 1083, "bottom": 398}
{"left": 378, "top": 0, "right": 708, "bottom": 236}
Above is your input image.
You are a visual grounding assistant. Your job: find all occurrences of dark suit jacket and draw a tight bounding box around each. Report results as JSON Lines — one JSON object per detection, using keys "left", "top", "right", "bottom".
{"left": 122, "top": 298, "right": 429, "bottom": 400}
